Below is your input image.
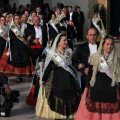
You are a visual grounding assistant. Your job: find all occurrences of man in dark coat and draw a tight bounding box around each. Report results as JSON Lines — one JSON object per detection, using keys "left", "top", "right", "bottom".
{"left": 25, "top": 16, "right": 48, "bottom": 66}
{"left": 74, "top": 6, "right": 85, "bottom": 41}
{"left": 72, "top": 27, "right": 99, "bottom": 92}
{"left": 66, "top": 6, "right": 77, "bottom": 45}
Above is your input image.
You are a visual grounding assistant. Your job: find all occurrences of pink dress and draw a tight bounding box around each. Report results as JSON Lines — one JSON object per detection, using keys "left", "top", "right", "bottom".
{"left": 75, "top": 88, "right": 120, "bottom": 120}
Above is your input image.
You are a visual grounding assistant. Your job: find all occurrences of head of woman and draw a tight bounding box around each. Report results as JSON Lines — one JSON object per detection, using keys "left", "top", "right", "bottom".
{"left": 62, "top": 7, "right": 67, "bottom": 13}
{"left": 9, "top": 13, "right": 13, "bottom": 22}
{"left": 6, "top": 14, "right": 10, "bottom": 22}
{"left": 31, "top": 11, "right": 37, "bottom": 19}
{"left": 56, "top": 8, "right": 61, "bottom": 15}
{"left": 13, "top": 14, "right": 21, "bottom": 25}
{"left": 57, "top": 34, "right": 68, "bottom": 50}
{"left": 24, "top": 10, "right": 29, "bottom": 18}
{"left": 51, "top": 13, "right": 56, "bottom": 20}
{"left": 93, "top": 12, "right": 98, "bottom": 19}
{"left": 0, "top": 16, "right": 6, "bottom": 25}
{"left": 102, "top": 35, "right": 114, "bottom": 55}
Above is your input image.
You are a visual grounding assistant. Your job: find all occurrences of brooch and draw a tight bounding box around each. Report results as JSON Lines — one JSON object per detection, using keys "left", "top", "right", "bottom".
{"left": 100, "top": 59, "right": 104, "bottom": 63}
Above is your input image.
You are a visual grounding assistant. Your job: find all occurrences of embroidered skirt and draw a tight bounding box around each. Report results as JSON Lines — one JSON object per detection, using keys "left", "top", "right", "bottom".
{"left": 0, "top": 49, "right": 34, "bottom": 77}
{"left": 75, "top": 88, "right": 120, "bottom": 120}
{"left": 36, "top": 67, "right": 81, "bottom": 119}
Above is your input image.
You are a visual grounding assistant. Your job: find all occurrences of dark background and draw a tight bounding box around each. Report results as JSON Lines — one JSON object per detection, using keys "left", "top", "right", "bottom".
{"left": 110, "top": 0, "right": 120, "bottom": 37}
{"left": 1, "top": 0, "right": 120, "bottom": 37}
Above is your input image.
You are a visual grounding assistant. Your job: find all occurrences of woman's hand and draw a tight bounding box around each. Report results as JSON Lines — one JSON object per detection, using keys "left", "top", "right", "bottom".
{"left": 33, "top": 38, "right": 39, "bottom": 44}
{"left": 39, "top": 81, "right": 45, "bottom": 86}
{"left": 3, "top": 34, "right": 7, "bottom": 39}
{"left": 78, "top": 63, "right": 84, "bottom": 69}
{"left": 27, "top": 35, "right": 31, "bottom": 41}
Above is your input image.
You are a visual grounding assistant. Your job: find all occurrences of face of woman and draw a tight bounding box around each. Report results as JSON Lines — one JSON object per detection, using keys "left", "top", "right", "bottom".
{"left": 51, "top": 14, "right": 56, "bottom": 20}
{"left": 32, "top": 13, "right": 37, "bottom": 19}
{"left": 9, "top": 14, "right": 13, "bottom": 22}
{"left": 25, "top": 11, "right": 29, "bottom": 17}
{"left": 6, "top": 15, "right": 10, "bottom": 22}
{"left": 94, "top": 14, "right": 98, "bottom": 18}
{"left": 58, "top": 36, "right": 68, "bottom": 49}
{"left": 57, "top": 9, "right": 61, "bottom": 15}
{"left": 62, "top": 8, "right": 66, "bottom": 13}
{"left": 103, "top": 38, "right": 114, "bottom": 54}
{"left": 14, "top": 16, "right": 21, "bottom": 25}
{"left": 0, "top": 17, "right": 6, "bottom": 25}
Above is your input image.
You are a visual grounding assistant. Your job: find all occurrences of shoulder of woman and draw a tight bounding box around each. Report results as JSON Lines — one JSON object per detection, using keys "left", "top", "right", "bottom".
{"left": 21, "top": 23, "right": 27, "bottom": 30}
{"left": 65, "top": 48, "right": 73, "bottom": 56}
{"left": 88, "top": 52, "right": 100, "bottom": 64}
{"left": 117, "top": 57, "right": 120, "bottom": 63}
{"left": 66, "top": 48, "right": 73, "bottom": 53}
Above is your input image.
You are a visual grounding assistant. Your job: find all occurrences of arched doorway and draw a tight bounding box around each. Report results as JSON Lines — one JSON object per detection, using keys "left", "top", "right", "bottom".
{"left": 110, "top": 0, "right": 120, "bottom": 37}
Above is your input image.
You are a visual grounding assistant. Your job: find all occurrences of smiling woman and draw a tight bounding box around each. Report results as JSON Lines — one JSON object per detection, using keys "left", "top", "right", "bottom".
{"left": 36, "top": 34, "right": 81, "bottom": 119}
{"left": 0, "top": 14, "right": 34, "bottom": 78}
{"left": 75, "top": 35, "right": 120, "bottom": 120}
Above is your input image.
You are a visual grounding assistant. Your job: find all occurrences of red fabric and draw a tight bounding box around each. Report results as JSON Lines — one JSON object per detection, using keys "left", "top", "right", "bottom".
{"left": 30, "top": 43, "right": 44, "bottom": 48}
{"left": 69, "top": 20, "right": 73, "bottom": 26}
{"left": 75, "top": 88, "right": 120, "bottom": 120}
{"left": 64, "top": 13, "right": 67, "bottom": 17}
{"left": 26, "top": 85, "right": 37, "bottom": 107}
{"left": 0, "top": 49, "right": 34, "bottom": 77}
{"left": 30, "top": 38, "right": 44, "bottom": 49}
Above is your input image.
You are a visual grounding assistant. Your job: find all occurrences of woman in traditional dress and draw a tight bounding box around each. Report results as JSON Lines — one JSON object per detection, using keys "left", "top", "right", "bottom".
{"left": 36, "top": 34, "right": 81, "bottom": 119}
{"left": 62, "top": 7, "right": 68, "bottom": 17}
{"left": 75, "top": 35, "right": 120, "bottom": 120}
{"left": 56, "top": 8, "right": 67, "bottom": 29}
{"left": 26, "top": 37, "right": 54, "bottom": 107}
{"left": 0, "top": 16, "right": 9, "bottom": 59}
{"left": 48, "top": 13, "right": 60, "bottom": 40}
{"left": 27, "top": 11, "right": 37, "bottom": 25}
{"left": 0, "top": 14, "right": 34, "bottom": 82}
{"left": 91, "top": 12, "right": 106, "bottom": 42}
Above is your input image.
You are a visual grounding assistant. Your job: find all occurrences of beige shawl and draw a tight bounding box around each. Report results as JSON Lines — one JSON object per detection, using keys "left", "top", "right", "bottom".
{"left": 88, "top": 39, "right": 120, "bottom": 87}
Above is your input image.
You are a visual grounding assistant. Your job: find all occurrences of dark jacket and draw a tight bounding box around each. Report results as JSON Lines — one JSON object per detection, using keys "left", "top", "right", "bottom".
{"left": 73, "top": 11, "right": 85, "bottom": 27}
{"left": 25, "top": 25, "right": 48, "bottom": 47}
{"left": 72, "top": 42, "right": 99, "bottom": 74}
{"left": 48, "top": 22, "right": 60, "bottom": 40}
{"left": 66, "top": 12, "right": 76, "bottom": 25}
{"left": 7, "top": 29, "right": 30, "bottom": 67}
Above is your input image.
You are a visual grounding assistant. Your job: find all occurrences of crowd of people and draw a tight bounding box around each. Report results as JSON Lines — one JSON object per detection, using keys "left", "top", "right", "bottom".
{"left": 0, "top": 2, "right": 120, "bottom": 120}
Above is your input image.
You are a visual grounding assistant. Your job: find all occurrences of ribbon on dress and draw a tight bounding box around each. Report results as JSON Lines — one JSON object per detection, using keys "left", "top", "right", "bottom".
{"left": 100, "top": 56, "right": 110, "bottom": 78}
{"left": 0, "top": 27, "right": 5, "bottom": 37}
{"left": 38, "top": 48, "right": 77, "bottom": 81}
{"left": 92, "top": 20, "right": 105, "bottom": 38}
{"left": 50, "top": 22, "right": 58, "bottom": 33}
{"left": 11, "top": 24, "right": 29, "bottom": 47}
{"left": 50, "top": 51, "right": 77, "bottom": 80}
